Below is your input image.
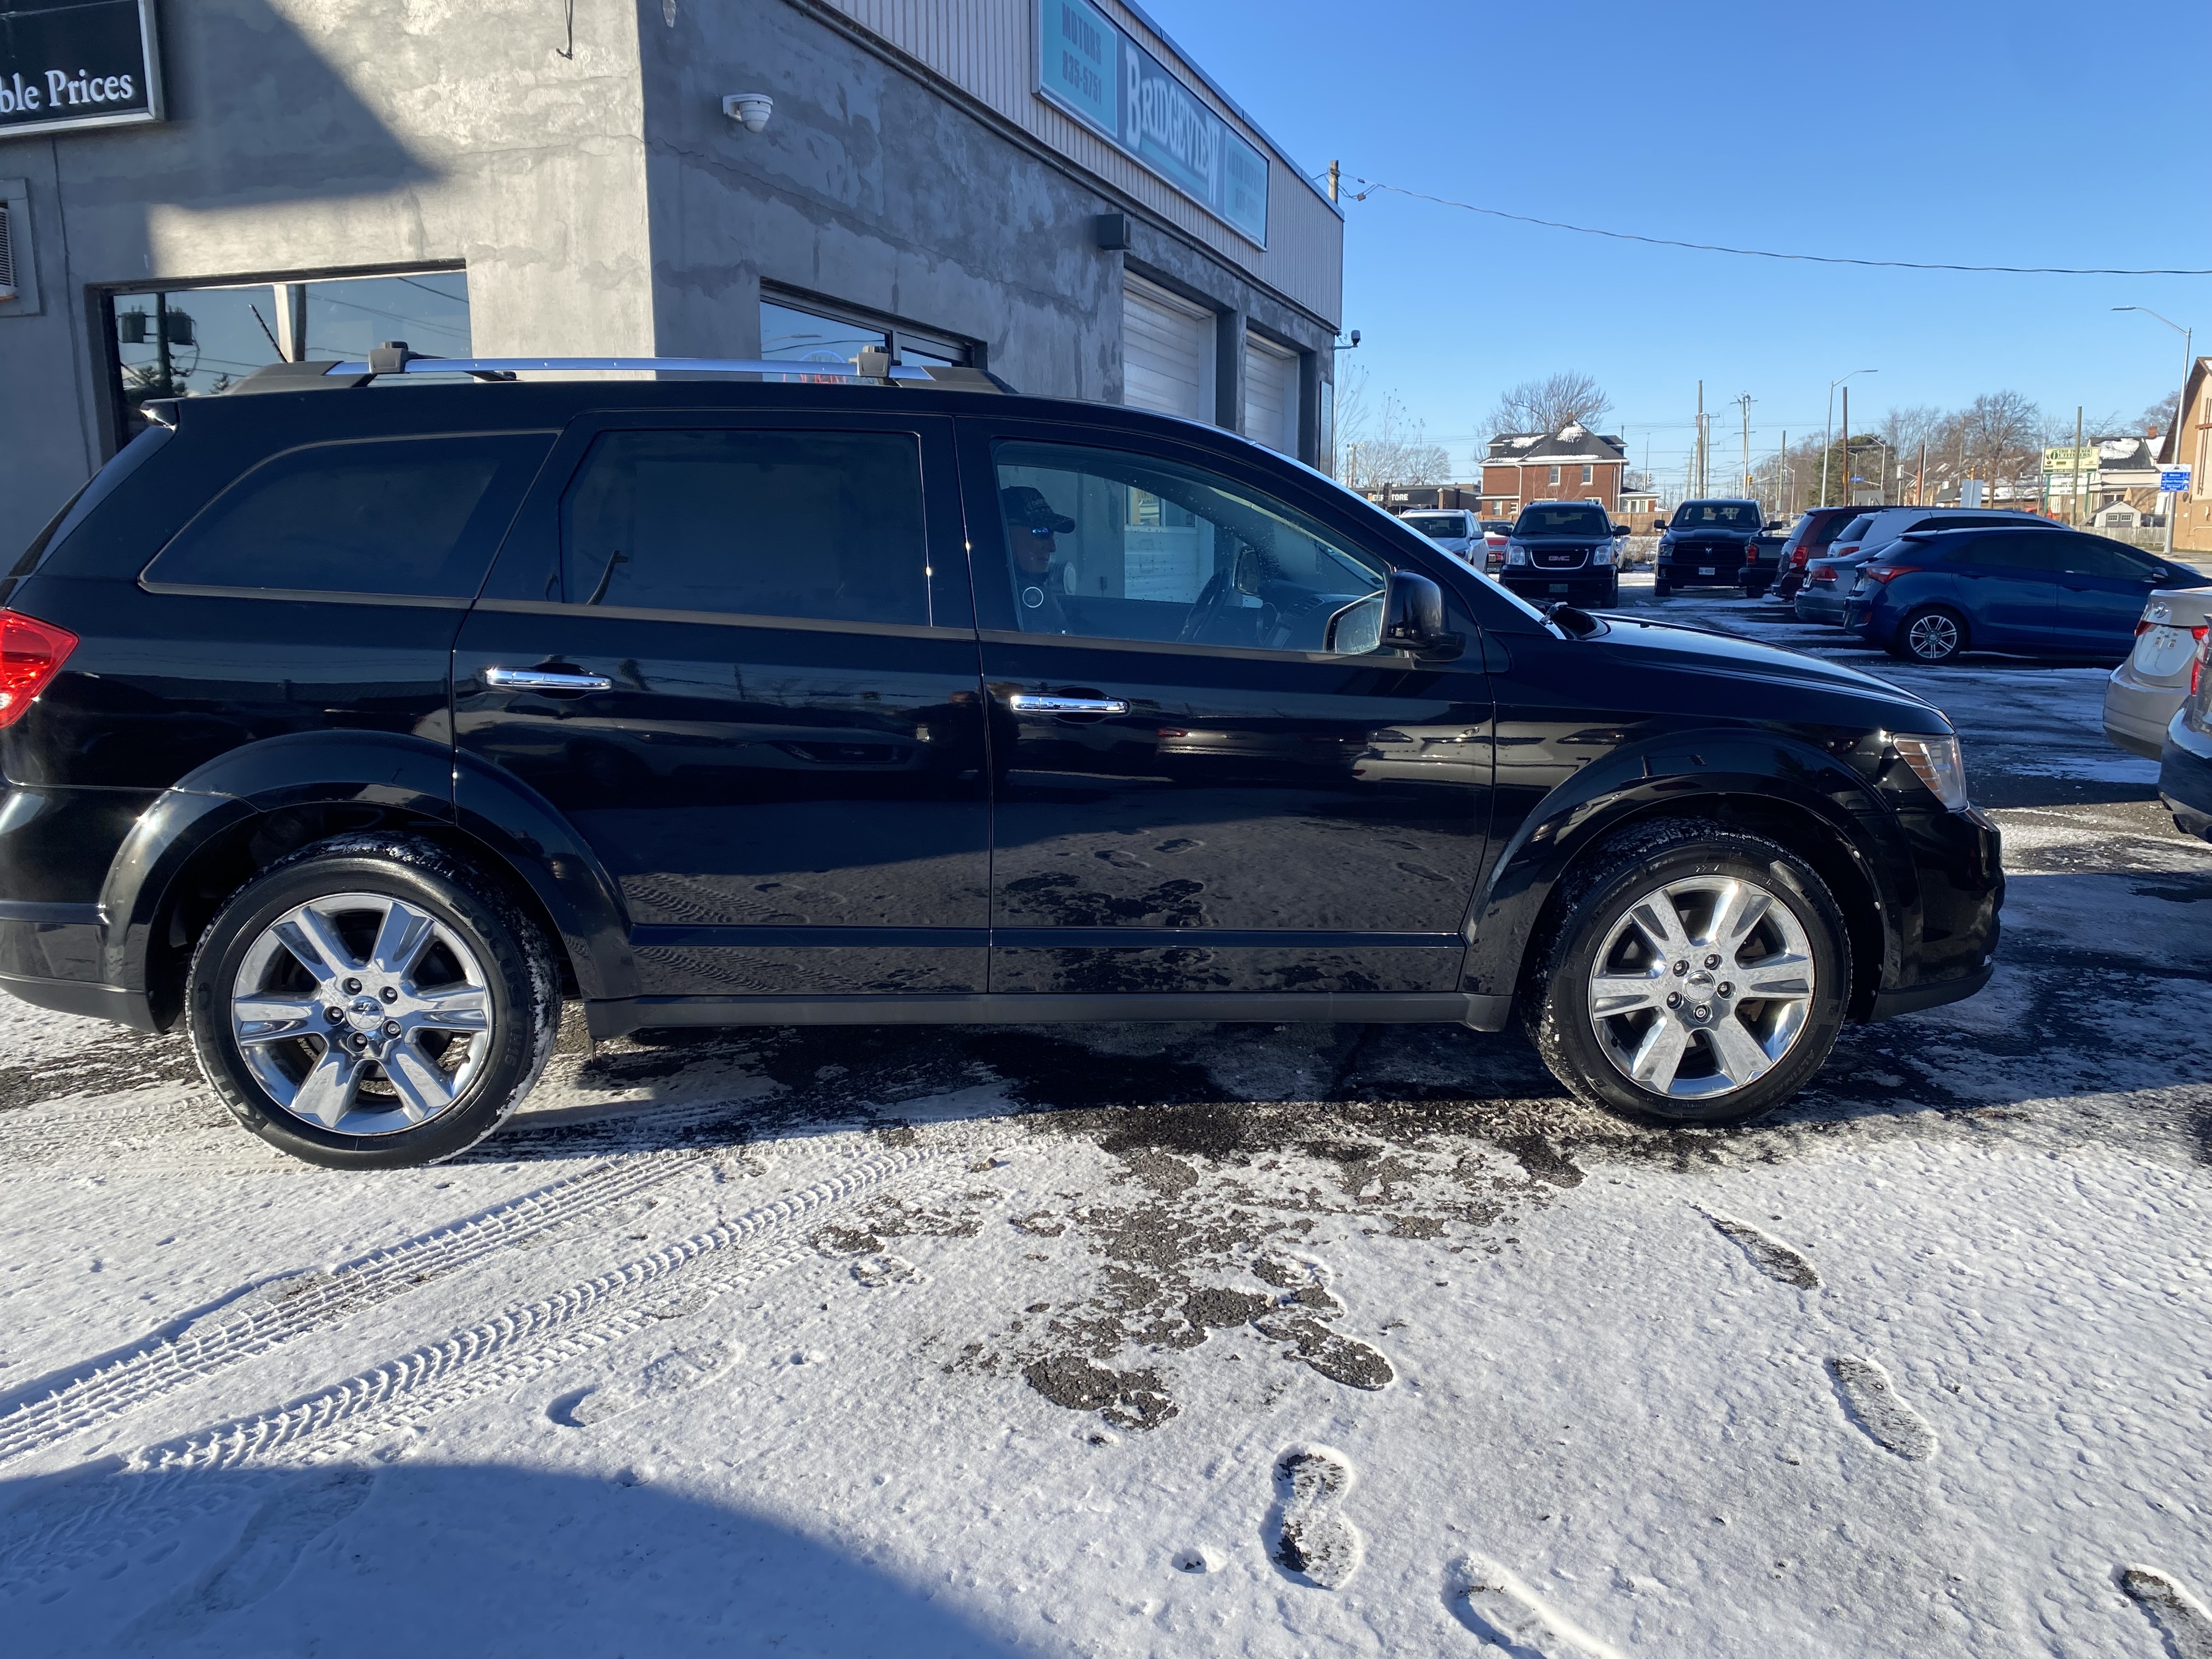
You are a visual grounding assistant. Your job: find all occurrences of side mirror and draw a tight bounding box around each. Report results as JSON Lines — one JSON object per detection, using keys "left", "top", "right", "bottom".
{"left": 1610, "top": 523, "right": 1630, "bottom": 537}
{"left": 1765, "top": 518, "right": 1784, "bottom": 531}
{"left": 1379, "top": 569, "right": 1457, "bottom": 657}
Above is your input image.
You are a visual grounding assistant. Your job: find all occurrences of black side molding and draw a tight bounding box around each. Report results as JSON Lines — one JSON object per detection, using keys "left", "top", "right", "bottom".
{"left": 585, "top": 990, "right": 1513, "bottom": 1041}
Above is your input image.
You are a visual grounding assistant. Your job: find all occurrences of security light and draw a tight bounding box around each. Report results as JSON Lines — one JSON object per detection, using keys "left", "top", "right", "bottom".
{"left": 721, "top": 93, "right": 774, "bottom": 133}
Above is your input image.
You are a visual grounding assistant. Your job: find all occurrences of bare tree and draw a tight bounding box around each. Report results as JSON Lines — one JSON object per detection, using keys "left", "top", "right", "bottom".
{"left": 1483, "top": 371, "right": 1613, "bottom": 438}
{"left": 1330, "top": 363, "right": 1452, "bottom": 493}
{"left": 2142, "top": 390, "right": 2181, "bottom": 442}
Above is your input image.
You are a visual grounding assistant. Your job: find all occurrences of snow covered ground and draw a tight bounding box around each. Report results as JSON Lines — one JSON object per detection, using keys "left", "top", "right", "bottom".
{"left": 4, "top": 587, "right": 2210, "bottom": 1658}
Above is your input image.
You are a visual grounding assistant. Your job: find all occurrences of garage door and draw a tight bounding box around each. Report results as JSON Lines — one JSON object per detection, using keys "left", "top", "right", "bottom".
{"left": 1122, "top": 275, "right": 1214, "bottom": 422}
{"left": 1242, "top": 335, "right": 1297, "bottom": 454}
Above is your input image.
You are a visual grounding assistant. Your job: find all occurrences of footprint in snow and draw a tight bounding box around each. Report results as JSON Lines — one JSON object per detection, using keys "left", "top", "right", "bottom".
{"left": 1450, "top": 1553, "right": 1627, "bottom": 1658}
{"left": 1826, "top": 1355, "right": 1937, "bottom": 1460}
{"left": 2121, "top": 1565, "right": 2212, "bottom": 1659}
{"left": 1269, "top": 1444, "right": 1362, "bottom": 1590}
{"left": 118, "top": 1469, "right": 374, "bottom": 1646}
{"left": 1256, "top": 1312, "right": 1394, "bottom": 1390}
{"left": 850, "top": 1253, "right": 921, "bottom": 1288}
{"left": 1702, "top": 1211, "right": 1821, "bottom": 1289}
{"left": 560, "top": 1341, "right": 739, "bottom": 1427}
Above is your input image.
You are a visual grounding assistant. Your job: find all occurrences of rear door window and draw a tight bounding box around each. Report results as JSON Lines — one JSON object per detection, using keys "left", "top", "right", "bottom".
{"left": 556, "top": 430, "right": 929, "bottom": 626}
{"left": 144, "top": 432, "right": 550, "bottom": 599}
{"left": 2052, "top": 536, "right": 2159, "bottom": 580}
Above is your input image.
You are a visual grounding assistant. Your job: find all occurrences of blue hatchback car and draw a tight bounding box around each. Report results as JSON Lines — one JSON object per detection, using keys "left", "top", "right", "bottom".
{"left": 1845, "top": 527, "right": 2208, "bottom": 663}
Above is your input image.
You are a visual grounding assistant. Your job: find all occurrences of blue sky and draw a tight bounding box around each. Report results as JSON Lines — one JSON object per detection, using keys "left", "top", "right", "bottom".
{"left": 1138, "top": 0, "right": 2211, "bottom": 483}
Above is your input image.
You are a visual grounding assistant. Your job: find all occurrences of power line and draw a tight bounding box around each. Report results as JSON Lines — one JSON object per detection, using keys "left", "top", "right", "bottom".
{"left": 1347, "top": 178, "right": 2212, "bottom": 276}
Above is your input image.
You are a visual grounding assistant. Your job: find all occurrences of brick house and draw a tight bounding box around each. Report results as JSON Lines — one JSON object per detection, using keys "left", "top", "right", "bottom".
{"left": 2161, "top": 356, "right": 2212, "bottom": 556}
{"left": 1478, "top": 423, "right": 1630, "bottom": 518}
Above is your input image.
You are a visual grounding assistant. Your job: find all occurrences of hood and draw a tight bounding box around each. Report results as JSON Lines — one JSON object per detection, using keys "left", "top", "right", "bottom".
{"left": 1572, "top": 614, "right": 1950, "bottom": 731}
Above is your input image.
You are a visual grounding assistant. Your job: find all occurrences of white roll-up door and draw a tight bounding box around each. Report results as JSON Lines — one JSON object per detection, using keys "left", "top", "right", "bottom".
{"left": 1242, "top": 335, "right": 1297, "bottom": 454}
{"left": 1122, "top": 275, "right": 1214, "bottom": 423}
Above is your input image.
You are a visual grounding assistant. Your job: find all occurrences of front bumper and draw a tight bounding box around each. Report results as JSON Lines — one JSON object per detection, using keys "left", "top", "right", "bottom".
{"left": 1868, "top": 802, "right": 2004, "bottom": 1022}
{"left": 2159, "top": 711, "right": 2212, "bottom": 839}
{"left": 1503, "top": 571, "right": 1612, "bottom": 602}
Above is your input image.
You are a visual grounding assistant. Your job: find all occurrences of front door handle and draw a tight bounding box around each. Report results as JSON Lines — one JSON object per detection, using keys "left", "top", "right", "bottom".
{"left": 1008, "top": 693, "right": 1129, "bottom": 715}
{"left": 484, "top": 665, "right": 615, "bottom": 692}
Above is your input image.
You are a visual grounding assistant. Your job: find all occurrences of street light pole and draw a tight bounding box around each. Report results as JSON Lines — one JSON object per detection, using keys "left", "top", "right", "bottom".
{"left": 2114, "top": 306, "right": 2193, "bottom": 556}
{"left": 1821, "top": 369, "right": 1876, "bottom": 508}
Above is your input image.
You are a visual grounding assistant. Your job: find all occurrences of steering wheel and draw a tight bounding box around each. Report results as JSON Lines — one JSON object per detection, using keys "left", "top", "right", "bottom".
{"left": 1177, "top": 566, "right": 1233, "bottom": 644}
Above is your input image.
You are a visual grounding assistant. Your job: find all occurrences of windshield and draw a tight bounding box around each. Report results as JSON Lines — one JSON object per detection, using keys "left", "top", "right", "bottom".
{"left": 1671, "top": 501, "right": 1758, "bottom": 528}
{"left": 1516, "top": 505, "right": 1610, "bottom": 536}
{"left": 1402, "top": 514, "right": 1469, "bottom": 538}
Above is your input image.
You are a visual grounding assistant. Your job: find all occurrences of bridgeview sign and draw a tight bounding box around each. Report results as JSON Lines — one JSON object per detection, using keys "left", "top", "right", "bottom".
{"left": 1035, "top": 0, "right": 1269, "bottom": 246}
{"left": 0, "top": 0, "right": 163, "bottom": 140}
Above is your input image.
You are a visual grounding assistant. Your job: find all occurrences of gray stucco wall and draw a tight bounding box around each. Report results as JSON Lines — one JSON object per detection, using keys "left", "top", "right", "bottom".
{"left": 0, "top": 0, "right": 1335, "bottom": 557}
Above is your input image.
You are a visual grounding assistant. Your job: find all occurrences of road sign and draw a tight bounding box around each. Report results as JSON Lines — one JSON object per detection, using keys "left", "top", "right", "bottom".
{"left": 2161, "top": 469, "right": 2192, "bottom": 492}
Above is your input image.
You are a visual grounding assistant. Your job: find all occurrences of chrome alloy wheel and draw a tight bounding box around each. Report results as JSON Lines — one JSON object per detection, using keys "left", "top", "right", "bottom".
{"left": 229, "top": 892, "right": 493, "bottom": 1135}
{"left": 1585, "top": 877, "right": 1816, "bottom": 1100}
{"left": 1906, "top": 612, "right": 1960, "bottom": 660}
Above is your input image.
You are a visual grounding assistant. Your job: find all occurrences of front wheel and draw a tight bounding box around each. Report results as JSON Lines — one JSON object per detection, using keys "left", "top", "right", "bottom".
{"left": 187, "top": 836, "right": 561, "bottom": 1168}
{"left": 1525, "top": 821, "right": 1850, "bottom": 1126}
{"left": 1652, "top": 578, "right": 1672, "bottom": 599}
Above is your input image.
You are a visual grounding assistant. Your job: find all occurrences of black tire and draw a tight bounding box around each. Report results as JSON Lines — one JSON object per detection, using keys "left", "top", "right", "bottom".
{"left": 186, "top": 835, "right": 561, "bottom": 1169}
{"left": 1652, "top": 578, "right": 1672, "bottom": 599}
{"left": 1889, "top": 605, "right": 1967, "bottom": 663}
{"left": 1523, "top": 818, "right": 1850, "bottom": 1127}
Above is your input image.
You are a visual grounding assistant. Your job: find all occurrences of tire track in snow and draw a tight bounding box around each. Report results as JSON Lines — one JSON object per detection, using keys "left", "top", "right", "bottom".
{"left": 0, "top": 1149, "right": 716, "bottom": 1468}
{"left": 0, "top": 1147, "right": 945, "bottom": 1593}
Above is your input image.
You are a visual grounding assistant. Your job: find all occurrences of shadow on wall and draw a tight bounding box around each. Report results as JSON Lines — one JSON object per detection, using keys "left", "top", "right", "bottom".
{"left": 129, "top": 0, "right": 439, "bottom": 205}
{"left": 1, "top": 1460, "right": 1030, "bottom": 1658}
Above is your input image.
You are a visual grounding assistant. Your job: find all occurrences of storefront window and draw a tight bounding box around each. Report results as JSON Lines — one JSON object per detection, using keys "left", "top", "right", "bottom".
{"left": 110, "top": 269, "right": 470, "bottom": 442}
{"left": 758, "top": 290, "right": 971, "bottom": 379}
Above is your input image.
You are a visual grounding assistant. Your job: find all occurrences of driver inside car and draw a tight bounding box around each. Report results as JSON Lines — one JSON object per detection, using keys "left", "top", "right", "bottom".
{"left": 1001, "top": 485, "right": 1078, "bottom": 633}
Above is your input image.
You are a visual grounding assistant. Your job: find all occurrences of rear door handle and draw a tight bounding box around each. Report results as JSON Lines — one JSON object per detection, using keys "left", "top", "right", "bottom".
{"left": 484, "top": 666, "right": 614, "bottom": 691}
{"left": 1008, "top": 693, "right": 1129, "bottom": 715}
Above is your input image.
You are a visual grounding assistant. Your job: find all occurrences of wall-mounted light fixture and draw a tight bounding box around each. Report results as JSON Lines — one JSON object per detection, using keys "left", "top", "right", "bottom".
{"left": 721, "top": 93, "right": 773, "bottom": 133}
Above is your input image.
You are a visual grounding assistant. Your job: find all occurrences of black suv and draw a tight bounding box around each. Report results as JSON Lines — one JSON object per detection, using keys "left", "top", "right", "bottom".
{"left": 1498, "top": 501, "right": 1627, "bottom": 607}
{"left": 1656, "top": 499, "right": 1782, "bottom": 597}
{"left": 0, "top": 352, "right": 2002, "bottom": 1166}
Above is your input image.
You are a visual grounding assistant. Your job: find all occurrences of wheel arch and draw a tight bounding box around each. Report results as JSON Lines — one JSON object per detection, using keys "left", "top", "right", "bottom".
{"left": 99, "top": 732, "right": 635, "bottom": 1030}
{"left": 1465, "top": 744, "right": 1909, "bottom": 1023}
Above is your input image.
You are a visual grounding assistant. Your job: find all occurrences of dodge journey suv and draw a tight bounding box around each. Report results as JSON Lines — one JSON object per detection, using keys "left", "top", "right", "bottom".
{"left": 0, "top": 348, "right": 2002, "bottom": 1166}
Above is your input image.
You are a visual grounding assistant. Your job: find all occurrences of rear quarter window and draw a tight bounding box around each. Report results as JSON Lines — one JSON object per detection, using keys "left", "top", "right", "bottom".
{"left": 142, "top": 432, "right": 551, "bottom": 600}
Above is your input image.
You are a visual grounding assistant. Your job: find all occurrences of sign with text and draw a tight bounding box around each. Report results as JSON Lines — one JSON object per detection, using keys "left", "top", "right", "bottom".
{"left": 0, "top": 0, "right": 162, "bottom": 140}
{"left": 2162, "top": 469, "right": 2192, "bottom": 492}
{"left": 1036, "top": 0, "right": 1268, "bottom": 246}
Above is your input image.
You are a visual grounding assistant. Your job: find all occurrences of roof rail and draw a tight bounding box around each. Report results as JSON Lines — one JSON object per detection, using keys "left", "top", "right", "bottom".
{"left": 229, "top": 343, "right": 1015, "bottom": 394}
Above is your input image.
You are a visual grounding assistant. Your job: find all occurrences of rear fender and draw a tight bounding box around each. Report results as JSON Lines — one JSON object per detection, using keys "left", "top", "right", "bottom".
{"left": 99, "top": 731, "right": 635, "bottom": 1011}
{"left": 1463, "top": 731, "right": 1910, "bottom": 1015}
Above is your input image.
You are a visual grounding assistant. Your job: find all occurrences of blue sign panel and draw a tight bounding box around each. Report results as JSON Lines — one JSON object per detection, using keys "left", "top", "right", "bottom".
{"left": 1036, "top": 0, "right": 1269, "bottom": 247}
{"left": 2161, "top": 469, "right": 2192, "bottom": 492}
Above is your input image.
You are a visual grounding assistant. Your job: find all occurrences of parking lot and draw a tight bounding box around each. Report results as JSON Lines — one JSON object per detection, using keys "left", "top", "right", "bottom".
{"left": 3, "top": 582, "right": 2210, "bottom": 1658}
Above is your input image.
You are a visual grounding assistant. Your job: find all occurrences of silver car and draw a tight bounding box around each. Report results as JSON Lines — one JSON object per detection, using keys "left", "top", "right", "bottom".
{"left": 2106, "top": 589, "right": 2212, "bottom": 758}
{"left": 1399, "top": 508, "right": 1481, "bottom": 566}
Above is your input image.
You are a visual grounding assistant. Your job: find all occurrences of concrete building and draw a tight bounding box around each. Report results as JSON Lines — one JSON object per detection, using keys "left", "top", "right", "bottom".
{"left": 0, "top": 0, "right": 1344, "bottom": 554}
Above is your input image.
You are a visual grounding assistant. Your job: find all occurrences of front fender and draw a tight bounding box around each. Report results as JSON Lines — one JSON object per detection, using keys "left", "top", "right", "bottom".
{"left": 1462, "top": 729, "right": 1911, "bottom": 1007}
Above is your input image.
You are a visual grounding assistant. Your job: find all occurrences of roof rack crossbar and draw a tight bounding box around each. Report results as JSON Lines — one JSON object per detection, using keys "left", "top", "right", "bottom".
{"left": 322, "top": 356, "right": 941, "bottom": 381}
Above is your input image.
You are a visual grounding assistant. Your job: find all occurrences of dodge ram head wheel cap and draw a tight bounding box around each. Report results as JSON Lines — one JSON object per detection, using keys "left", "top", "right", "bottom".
{"left": 1586, "top": 876, "right": 1815, "bottom": 1099}
{"left": 230, "top": 892, "right": 492, "bottom": 1135}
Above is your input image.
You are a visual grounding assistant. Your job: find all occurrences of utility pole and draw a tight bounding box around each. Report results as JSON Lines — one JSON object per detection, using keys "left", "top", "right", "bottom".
{"left": 1916, "top": 439, "right": 1926, "bottom": 506}
{"left": 2070, "top": 406, "right": 2084, "bottom": 528}
{"left": 1779, "top": 430, "right": 1788, "bottom": 514}
{"left": 153, "top": 290, "right": 174, "bottom": 398}
{"left": 1736, "top": 393, "right": 1753, "bottom": 497}
{"left": 1694, "top": 381, "right": 1705, "bottom": 498}
{"left": 1841, "top": 383, "right": 1850, "bottom": 509}
{"left": 1327, "top": 160, "right": 1340, "bottom": 204}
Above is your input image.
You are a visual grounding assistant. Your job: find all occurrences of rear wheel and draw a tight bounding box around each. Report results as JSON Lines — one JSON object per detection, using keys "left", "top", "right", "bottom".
{"left": 1525, "top": 820, "right": 1850, "bottom": 1127}
{"left": 187, "top": 836, "right": 560, "bottom": 1168}
{"left": 1653, "top": 577, "right": 1672, "bottom": 598}
{"left": 1891, "top": 605, "right": 1966, "bottom": 663}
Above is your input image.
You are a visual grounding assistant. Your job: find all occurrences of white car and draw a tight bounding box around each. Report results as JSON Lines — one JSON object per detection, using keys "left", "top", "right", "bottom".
{"left": 2104, "top": 589, "right": 2212, "bottom": 758}
{"left": 1398, "top": 508, "right": 1481, "bottom": 565}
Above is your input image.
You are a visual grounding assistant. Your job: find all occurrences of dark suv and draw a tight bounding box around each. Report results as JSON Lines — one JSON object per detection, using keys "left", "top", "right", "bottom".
{"left": 1655, "top": 499, "right": 1781, "bottom": 597}
{"left": 1498, "top": 501, "right": 1627, "bottom": 607}
{"left": 0, "top": 351, "right": 2002, "bottom": 1166}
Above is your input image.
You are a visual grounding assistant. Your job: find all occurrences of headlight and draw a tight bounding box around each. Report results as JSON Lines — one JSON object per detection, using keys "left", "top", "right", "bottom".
{"left": 1892, "top": 733, "right": 1968, "bottom": 810}
{"left": 1593, "top": 545, "right": 1613, "bottom": 566}
{"left": 1505, "top": 543, "right": 1528, "bottom": 566}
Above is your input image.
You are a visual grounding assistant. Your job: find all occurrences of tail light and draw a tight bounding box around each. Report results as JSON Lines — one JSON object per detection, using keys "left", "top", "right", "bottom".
{"left": 1812, "top": 568, "right": 1836, "bottom": 584}
{"left": 2193, "top": 634, "right": 2211, "bottom": 697}
{"left": 1790, "top": 546, "right": 1809, "bottom": 567}
{"left": 1744, "top": 548, "right": 1758, "bottom": 565}
{"left": 0, "top": 610, "right": 78, "bottom": 727}
{"left": 1860, "top": 566, "right": 1921, "bottom": 585}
